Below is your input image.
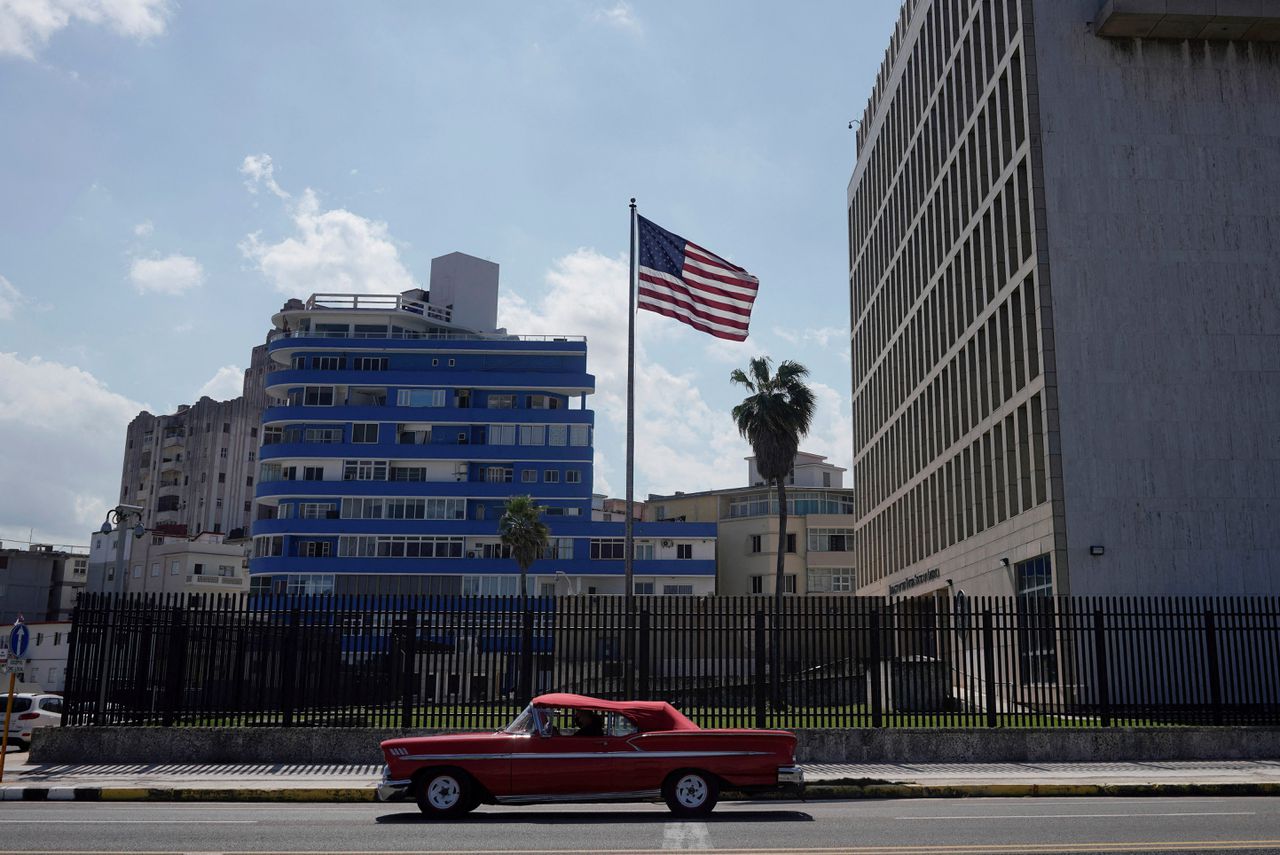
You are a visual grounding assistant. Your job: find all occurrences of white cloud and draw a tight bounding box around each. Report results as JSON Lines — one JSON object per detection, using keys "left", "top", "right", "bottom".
{"left": 774, "top": 325, "right": 848, "bottom": 350}
{"left": 129, "top": 253, "right": 204, "bottom": 295}
{"left": 241, "top": 166, "right": 419, "bottom": 295}
{"left": 195, "top": 364, "right": 243, "bottom": 401}
{"left": 499, "top": 248, "right": 751, "bottom": 499}
{"left": 0, "top": 275, "right": 26, "bottom": 320}
{"left": 133, "top": 220, "right": 153, "bottom": 238}
{"left": 0, "top": 353, "right": 146, "bottom": 546}
{"left": 590, "top": 1, "right": 641, "bottom": 34}
{"left": 240, "top": 153, "right": 289, "bottom": 200}
{"left": 0, "top": 0, "right": 169, "bottom": 60}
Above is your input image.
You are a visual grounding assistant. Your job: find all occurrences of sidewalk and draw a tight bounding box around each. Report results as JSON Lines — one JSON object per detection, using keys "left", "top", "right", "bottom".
{"left": 4, "top": 753, "right": 1280, "bottom": 802}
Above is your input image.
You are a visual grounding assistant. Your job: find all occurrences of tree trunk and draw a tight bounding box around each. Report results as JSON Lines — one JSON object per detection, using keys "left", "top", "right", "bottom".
{"left": 773, "top": 477, "right": 788, "bottom": 712}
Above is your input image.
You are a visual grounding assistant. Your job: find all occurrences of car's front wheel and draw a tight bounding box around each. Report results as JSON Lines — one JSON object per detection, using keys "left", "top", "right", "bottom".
{"left": 663, "top": 769, "right": 719, "bottom": 816}
{"left": 414, "top": 770, "right": 476, "bottom": 818}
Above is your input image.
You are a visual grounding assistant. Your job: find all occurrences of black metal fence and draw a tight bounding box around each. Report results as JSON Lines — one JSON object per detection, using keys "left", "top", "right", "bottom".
{"left": 62, "top": 593, "right": 1280, "bottom": 730}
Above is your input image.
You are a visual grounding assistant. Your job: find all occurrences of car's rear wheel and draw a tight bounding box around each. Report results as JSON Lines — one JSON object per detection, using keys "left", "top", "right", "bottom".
{"left": 414, "top": 770, "right": 476, "bottom": 818}
{"left": 663, "top": 769, "right": 719, "bottom": 816}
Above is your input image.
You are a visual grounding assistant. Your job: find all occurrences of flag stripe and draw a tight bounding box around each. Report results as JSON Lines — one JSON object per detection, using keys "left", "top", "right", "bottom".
{"left": 639, "top": 269, "right": 758, "bottom": 313}
{"left": 635, "top": 214, "right": 757, "bottom": 341}
{"left": 637, "top": 297, "right": 750, "bottom": 341}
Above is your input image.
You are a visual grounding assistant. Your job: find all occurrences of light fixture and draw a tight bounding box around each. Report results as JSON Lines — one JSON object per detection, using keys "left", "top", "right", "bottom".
{"left": 1000, "top": 557, "right": 1010, "bottom": 567}
{"left": 1089, "top": 545, "right": 1105, "bottom": 556}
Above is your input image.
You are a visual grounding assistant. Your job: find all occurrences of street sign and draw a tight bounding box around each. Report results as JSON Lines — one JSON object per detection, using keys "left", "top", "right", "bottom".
{"left": 8, "top": 621, "right": 29, "bottom": 659}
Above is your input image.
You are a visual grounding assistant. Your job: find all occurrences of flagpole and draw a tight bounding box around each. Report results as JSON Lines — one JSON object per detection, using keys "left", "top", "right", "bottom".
{"left": 625, "top": 199, "right": 637, "bottom": 613}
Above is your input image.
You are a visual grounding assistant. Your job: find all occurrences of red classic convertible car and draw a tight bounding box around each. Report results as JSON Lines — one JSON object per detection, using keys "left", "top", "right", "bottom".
{"left": 377, "top": 692, "right": 803, "bottom": 817}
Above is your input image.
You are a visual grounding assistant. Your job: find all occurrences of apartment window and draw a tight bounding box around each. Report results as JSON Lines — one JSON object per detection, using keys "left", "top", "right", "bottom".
{"left": 749, "top": 534, "right": 762, "bottom": 553}
{"left": 352, "top": 423, "right": 379, "bottom": 444}
{"left": 447, "top": 358, "right": 456, "bottom": 367}
{"left": 132, "top": 564, "right": 142, "bottom": 578}
{"left": 301, "top": 541, "right": 332, "bottom": 558}
{"left": 246, "top": 475, "right": 254, "bottom": 486}
{"left": 487, "top": 394, "right": 516, "bottom": 409}
{"left": 250, "top": 426, "right": 258, "bottom": 438}
{"left": 519, "top": 425, "right": 546, "bottom": 446}
{"left": 170, "top": 560, "right": 180, "bottom": 575}
{"left": 223, "top": 422, "right": 230, "bottom": 433}
{"left": 461, "top": 575, "right": 519, "bottom": 596}
{"left": 663, "top": 584, "right": 693, "bottom": 595}
{"left": 150, "top": 563, "right": 159, "bottom": 577}
{"left": 785, "top": 532, "right": 796, "bottom": 553}
{"left": 397, "top": 388, "right": 446, "bottom": 407}
{"left": 807, "top": 568, "right": 853, "bottom": 593}
{"left": 302, "top": 386, "right": 334, "bottom": 406}
{"left": 547, "top": 424, "right": 568, "bottom": 446}
{"left": 521, "top": 469, "right": 537, "bottom": 483}
{"left": 216, "top": 498, "right": 223, "bottom": 509}
{"left": 569, "top": 425, "right": 590, "bottom": 446}
{"left": 634, "top": 541, "right": 654, "bottom": 561}
{"left": 565, "top": 470, "right": 581, "bottom": 484}
{"left": 543, "top": 469, "right": 559, "bottom": 483}
{"left": 634, "top": 581, "right": 654, "bottom": 595}
{"left": 193, "top": 563, "right": 205, "bottom": 575}
{"left": 398, "top": 423, "right": 432, "bottom": 445}
{"left": 352, "top": 356, "right": 388, "bottom": 371}
{"left": 312, "top": 355, "right": 344, "bottom": 370}
{"left": 343, "top": 460, "right": 387, "bottom": 481}
{"left": 285, "top": 573, "right": 335, "bottom": 595}
{"left": 489, "top": 424, "right": 516, "bottom": 445}
{"left": 782, "top": 575, "right": 797, "bottom": 594}
{"left": 300, "top": 502, "right": 336, "bottom": 519}
{"left": 219, "top": 447, "right": 228, "bottom": 459}
{"left": 263, "top": 426, "right": 283, "bottom": 444}
{"left": 526, "top": 394, "right": 559, "bottom": 409}
{"left": 808, "top": 528, "right": 854, "bottom": 552}
{"left": 304, "top": 427, "right": 343, "bottom": 443}
{"left": 248, "top": 451, "right": 255, "bottom": 461}
{"left": 301, "top": 466, "right": 322, "bottom": 481}
{"left": 676, "top": 543, "right": 693, "bottom": 559}
{"left": 218, "top": 472, "right": 226, "bottom": 483}
{"left": 218, "top": 564, "right": 236, "bottom": 577}
{"left": 483, "top": 466, "right": 513, "bottom": 483}
{"left": 244, "top": 500, "right": 252, "bottom": 512}
{"left": 589, "top": 539, "right": 625, "bottom": 560}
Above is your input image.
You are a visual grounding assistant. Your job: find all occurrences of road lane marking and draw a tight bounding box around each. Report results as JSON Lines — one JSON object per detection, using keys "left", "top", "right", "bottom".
{"left": 662, "top": 820, "right": 710, "bottom": 849}
{"left": 896, "top": 811, "right": 1255, "bottom": 820}
{"left": 0, "top": 819, "right": 257, "bottom": 824}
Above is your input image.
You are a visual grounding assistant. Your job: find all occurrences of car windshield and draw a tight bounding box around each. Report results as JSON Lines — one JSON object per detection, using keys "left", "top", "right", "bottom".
{"left": 2, "top": 697, "right": 32, "bottom": 713}
{"left": 502, "top": 705, "right": 538, "bottom": 734}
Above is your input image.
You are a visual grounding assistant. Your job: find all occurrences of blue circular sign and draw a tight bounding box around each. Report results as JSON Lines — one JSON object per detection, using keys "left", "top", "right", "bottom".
{"left": 8, "top": 623, "right": 29, "bottom": 659}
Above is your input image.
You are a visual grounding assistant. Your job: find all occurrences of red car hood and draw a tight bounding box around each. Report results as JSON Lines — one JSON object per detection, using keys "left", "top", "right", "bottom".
{"left": 381, "top": 731, "right": 509, "bottom": 755}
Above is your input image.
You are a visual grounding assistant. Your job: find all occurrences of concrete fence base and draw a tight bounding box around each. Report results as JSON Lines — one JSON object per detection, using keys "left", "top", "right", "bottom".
{"left": 29, "top": 726, "right": 1280, "bottom": 766}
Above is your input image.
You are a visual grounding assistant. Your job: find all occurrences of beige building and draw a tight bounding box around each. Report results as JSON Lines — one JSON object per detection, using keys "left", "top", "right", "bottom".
{"left": 647, "top": 452, "right": 856, "bottom": 595}
{"left": 86, "top": 528, "right": 250, "bottom": 599}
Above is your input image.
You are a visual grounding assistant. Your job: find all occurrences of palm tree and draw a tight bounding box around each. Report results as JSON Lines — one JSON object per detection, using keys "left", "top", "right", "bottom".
{"left": 730, "top": 356, "right": 816, "bottom": 709}
{"left": 498, "top": 495, "right": 550, "bottom": 605}
{"left": 499, "top": 495, "right": 550, "bottom": 702}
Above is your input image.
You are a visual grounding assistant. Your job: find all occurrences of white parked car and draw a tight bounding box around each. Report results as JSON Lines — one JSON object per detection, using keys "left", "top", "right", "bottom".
{"left": 3, "top": 692, "right": 63, "bottom": 751}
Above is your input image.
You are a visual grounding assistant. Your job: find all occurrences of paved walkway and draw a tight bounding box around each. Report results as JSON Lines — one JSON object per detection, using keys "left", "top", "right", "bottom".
{"left": 5, "top": 753, "right": 1280, "bottom": 799}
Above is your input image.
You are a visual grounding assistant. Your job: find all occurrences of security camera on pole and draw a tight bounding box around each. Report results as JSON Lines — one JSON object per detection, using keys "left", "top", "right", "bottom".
{"left": 100, "top": 504, "right": 147, "bottom": 595}
{"left": 1, "top": 616, "right": 31, "bottom": 781}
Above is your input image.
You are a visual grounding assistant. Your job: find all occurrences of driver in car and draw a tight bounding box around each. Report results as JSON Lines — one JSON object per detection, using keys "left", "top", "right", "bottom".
{"left": 573, "top": 709, "right": 604, "bottom": 737}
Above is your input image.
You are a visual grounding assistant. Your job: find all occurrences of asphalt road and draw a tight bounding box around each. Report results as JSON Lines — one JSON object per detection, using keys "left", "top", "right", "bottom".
{"left": 3, "top": 797, "right": 1280, "bottom": 854}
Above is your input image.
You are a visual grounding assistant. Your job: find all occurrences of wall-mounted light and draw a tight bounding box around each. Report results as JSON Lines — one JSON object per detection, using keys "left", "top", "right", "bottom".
{"left": 999, "top": 557, "right": 1010, "bottom": 567}
{"left": 1089, "top": 545, "right": 1105, "bottom": 557}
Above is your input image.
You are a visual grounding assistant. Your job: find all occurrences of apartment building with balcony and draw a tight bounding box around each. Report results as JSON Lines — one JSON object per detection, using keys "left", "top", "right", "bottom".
{"left": 250, "top": 252, "right": 716, "bottom": 597}
{"left": 118, "top": 343, "right": 272, "bottom": 537}
{"left": 0, "top": 543, "right": 88, "bottom": 624}
{"left": 85, "top": 528, "right": 250, "bottom": 598}
{"left": 646, "top": 452, "right": 855, "bottom": 595}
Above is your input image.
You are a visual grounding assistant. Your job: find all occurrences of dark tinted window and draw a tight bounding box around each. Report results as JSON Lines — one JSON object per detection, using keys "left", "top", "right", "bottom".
{"left": 1, "top": 696, "right": 32, "bottom": 712}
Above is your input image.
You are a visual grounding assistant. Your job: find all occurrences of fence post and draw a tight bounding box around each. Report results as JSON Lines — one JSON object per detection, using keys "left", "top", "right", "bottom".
{"left": 982, "top": 609, "right": 997, "bottom": 728}
{"left": 754, "top": 610, "right": 767, "bottom": 729}
{"left": 94, "top": 605, "right": 116, "bottom": 727}
{"left": 638, "top": 609, "right": 651, "bottom": 699}
{"left": 61, "top": 598, "right": 82, "bottom": 726}
{"left": 869, "top": 605, "right": 883, "bottom": 728}
{"left": 281, "top": 607, "right": 300, "bottom": 727}
{"left": 162, "top": 606, "right": 187, "bottom": 728}
{"left": 1204, "top": 608, "right": 1223, "bottom": 726}
{"left": 518, "top": 607, "right": 535, "bottom": 706}
{"left": 1093, "top": 608, "right": 1110, "bottom": 727}
{"left": 400, "top": 608, "right": 418, "bottom": 730}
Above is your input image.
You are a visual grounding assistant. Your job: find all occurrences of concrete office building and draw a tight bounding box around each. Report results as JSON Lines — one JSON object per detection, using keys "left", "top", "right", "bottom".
{"left": 848, "top": 0, "right": 1280, "bottom": 600}
{"left": 0, "top": 544, "right": 87, "bottom": 624}
{"left": 647, "top": 452, "right": 856, "bottom": 595}
{"left": 118, "top": 342, "right": 271, "bottom": 538}
{"left": 249, "top": 252, "right": 716, "bottom": 597}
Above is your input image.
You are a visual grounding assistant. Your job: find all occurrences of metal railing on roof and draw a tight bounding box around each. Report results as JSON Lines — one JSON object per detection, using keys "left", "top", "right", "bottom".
{"left": 267, "top": 329, "right": 585, "bottom": 344}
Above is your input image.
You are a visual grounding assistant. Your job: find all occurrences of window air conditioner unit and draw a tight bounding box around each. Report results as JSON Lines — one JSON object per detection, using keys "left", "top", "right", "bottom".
{"left": 661, "top": 539, "right": 674, "bottom": 548}
{"left": 467, "top": 551, "right": 477, "bottom": 558}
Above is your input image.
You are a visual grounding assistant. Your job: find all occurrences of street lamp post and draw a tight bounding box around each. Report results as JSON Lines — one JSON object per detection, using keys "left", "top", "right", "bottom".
{"left": 100, "top": 504, "right": 147, "bottom": 595}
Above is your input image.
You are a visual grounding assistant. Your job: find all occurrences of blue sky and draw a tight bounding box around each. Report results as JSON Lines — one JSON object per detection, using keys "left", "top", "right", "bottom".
{"left": 0, "top": 0, "right": 901, "bottom": 547}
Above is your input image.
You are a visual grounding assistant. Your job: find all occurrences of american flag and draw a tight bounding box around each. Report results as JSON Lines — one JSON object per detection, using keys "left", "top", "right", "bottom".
{"left": 636, "top": 215, "right": 759, "bottom": 342}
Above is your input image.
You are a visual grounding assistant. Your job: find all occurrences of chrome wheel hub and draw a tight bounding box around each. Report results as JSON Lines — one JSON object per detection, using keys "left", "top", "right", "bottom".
{"left": 675, "top": 774, "right": 707, "bottom": 807}
{"left": 427, "top": 775, "right": 461, "bottom": 809}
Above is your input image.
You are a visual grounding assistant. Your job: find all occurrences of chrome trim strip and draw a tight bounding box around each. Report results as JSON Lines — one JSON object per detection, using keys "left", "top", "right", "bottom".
{"left": 400, "top": 750, "right": 771, "bottom": 762}
{"left": 495, "top": 789, "right": 661, "bottom": 805}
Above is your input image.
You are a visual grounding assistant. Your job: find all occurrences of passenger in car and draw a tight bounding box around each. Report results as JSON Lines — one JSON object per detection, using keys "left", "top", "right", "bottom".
{"left": 573, "top": 709, "right": 604, "bottom": 737}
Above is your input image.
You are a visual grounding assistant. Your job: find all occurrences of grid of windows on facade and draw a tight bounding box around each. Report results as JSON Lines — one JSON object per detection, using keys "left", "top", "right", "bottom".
{"left": 807, "top": 568, "right": 854, "bottom": 593}
{"left": 849, "top": 0, "right": 1052, "bottom": 584}
{"left": 727, "top": 491, "right": 854, "bottom": 519}
{"left": 751, "top": 575, "right": 798, "bottom": 594}
{"left": 1014, "top": 553, "right": 1057, "bottom": 685}
{"left": 339, "top": 536, "right": 465, "bottom": 558}
{"left": 808, "top": 528, "right": 854, "bottom": 552}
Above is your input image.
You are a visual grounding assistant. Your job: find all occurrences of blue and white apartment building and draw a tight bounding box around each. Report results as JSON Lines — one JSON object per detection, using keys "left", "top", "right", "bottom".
{"left": 249, "top": 252, "right": 715, "bottom": 597}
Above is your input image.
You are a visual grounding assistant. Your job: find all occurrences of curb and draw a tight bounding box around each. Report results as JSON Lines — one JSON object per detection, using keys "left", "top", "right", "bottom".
{"left": 6, "top": 781, "right": 1280, "bottom": 802}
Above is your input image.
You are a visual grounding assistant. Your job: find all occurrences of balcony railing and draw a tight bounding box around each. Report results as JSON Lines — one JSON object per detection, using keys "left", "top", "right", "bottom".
{"left": 302, "top": 292, "right": 452, "bottom": 323}
{"left": 268, "top": 329, "right": 585, "bottom": 344}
